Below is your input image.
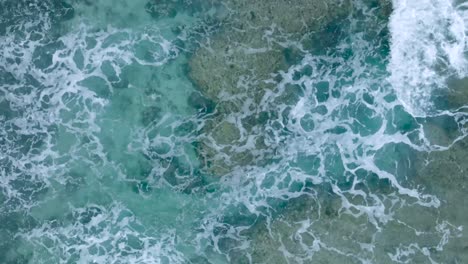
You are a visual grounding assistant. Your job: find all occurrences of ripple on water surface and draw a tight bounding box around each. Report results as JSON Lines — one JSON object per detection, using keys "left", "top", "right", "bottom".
{"left": 1, "top": 0, "right": 468, "bottom": 263}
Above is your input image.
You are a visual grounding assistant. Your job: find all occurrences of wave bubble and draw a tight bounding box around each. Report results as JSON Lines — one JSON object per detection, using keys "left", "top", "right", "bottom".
{"left": 389, "top": 0, "right": 468, "bottom": 115}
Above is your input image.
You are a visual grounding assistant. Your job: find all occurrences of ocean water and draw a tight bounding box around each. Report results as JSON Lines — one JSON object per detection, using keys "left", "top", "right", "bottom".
{"left": 1, "top": 0, "right": 468, "bottom": 263}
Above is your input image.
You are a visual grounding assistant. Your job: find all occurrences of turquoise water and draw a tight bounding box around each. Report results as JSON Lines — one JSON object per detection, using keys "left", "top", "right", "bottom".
{"left": 1, "top": 0, "right": 468, "bottom": 263}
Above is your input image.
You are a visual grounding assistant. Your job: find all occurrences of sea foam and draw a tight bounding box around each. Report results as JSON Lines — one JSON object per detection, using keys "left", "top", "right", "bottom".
{"left": 389, "top": 0, "right": 468, "bottom": 115}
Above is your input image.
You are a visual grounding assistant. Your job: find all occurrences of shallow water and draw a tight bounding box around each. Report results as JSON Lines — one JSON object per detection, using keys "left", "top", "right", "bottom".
{"left": 1, "top": 0, "right": 468, "bottom": 263}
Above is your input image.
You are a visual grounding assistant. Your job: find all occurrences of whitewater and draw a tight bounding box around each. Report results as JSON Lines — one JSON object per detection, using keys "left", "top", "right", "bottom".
{"left": 1, "top": 0, "right": 468, "bottom": 263}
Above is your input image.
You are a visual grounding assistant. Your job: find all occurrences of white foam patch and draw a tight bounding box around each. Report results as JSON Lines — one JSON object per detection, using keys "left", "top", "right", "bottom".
{"left": 389, "top": 0, "right": 468, "bottom": 115}
{"left": 186, "top": 3, "right": 468, "bottom": 262}
{"left": 0, "top": 4, "right": 209, "bottom": 262}
{"left": 0, "top": 5, "right": 181, "bottom": 202}
{"left": 2, "top": 1, "right": 468, "bottom": 263}
{"left": 21, "top": 203, "right": 187, "bottom": 264}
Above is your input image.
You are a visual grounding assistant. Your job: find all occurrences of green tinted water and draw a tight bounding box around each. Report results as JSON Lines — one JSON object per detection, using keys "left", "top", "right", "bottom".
{"left": 1, "top": 0, "right": 468, "bottom": 263}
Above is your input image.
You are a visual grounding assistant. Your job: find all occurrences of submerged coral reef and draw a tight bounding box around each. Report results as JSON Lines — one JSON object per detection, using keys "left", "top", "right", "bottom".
{"left": 189, "top": 0, "right": 353, "bottom": 176}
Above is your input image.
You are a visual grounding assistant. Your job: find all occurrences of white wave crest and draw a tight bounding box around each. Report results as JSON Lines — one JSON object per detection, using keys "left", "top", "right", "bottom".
{"left": 389, "top": 0, "right": 468, "bottom": 115}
